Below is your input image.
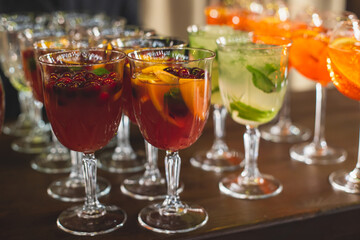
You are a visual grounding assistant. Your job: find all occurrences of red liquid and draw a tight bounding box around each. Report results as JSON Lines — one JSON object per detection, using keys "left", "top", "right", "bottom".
{"left": 131, "top": 69, "right": 210, "bottom": 151}
{"left": 122, "top": 65, "right": 137, "bottom": 123}
{"left": 43, "top": 71, "right": 123, "bottom": 153}
{"left": 22, "top": 48, "right": 43, "bottom": 102}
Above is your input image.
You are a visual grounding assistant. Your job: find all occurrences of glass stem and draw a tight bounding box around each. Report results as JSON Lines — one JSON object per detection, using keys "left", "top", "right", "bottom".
{"left": 211, "top": 104, "right": 229, "bottom": 152}
{"left": 143, "top": 140, "right": 160, "bottom": 180}
{"left": 277, "top": 86, "right": 291, "bottom": 126}
{"left": 313, "top": 83, "right": 327, "bottom": 149}
{"left": 162, "top": 151, "right": 183, "bottom": 211}
{"left": 81, "top": 153, "right": 104, "bottom": 217}
{"left": 69, "top": 150, "right": 83, "bottom": 179}
{"left": 240, "top": 126, "right": 261, "bottom": 183}
{"left": 349, "top": 105, "right": 360, "bottom": 181}
{"left": 113, "top": 114, "right": 136, "bottom": 160}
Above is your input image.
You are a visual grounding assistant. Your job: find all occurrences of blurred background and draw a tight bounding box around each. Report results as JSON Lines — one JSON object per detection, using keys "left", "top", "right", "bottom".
{"left": 0, "top": 0, "right": 359, "bottom": 119}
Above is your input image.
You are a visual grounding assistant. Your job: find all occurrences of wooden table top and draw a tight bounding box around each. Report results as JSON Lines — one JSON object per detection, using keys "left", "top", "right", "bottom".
{"left": 1, "top": 88, "right": 360, "bottom": 240}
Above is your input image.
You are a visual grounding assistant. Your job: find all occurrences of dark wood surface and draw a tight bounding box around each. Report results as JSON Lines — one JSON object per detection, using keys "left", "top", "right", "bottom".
{"left": 1, "top": 88, "right": 360, "bottom": 240}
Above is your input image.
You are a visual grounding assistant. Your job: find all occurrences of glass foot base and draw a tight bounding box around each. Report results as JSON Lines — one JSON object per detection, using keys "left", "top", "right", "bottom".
{"left": 121, "top": 174, "right": 184, "bottom": 200}
{"left": 190, "top": 150, "right": 243, "bottom": 172}
{"left": 48, "top": 177, "right": 111, "bottom": 202}
{"left": 2, "top": 118, "right": 33, "bottom": 137}
{"left": 261, "top": 123, "right": 311, "bottom": 143}
{"left": 219, "top": 174, "right": 283, "bottom": 199}
{"left": 98, "top": 151, "right": 145, "bottom": 173}
{"left": 31, "top": 153, "right": 72, "bottom": 174}
{"left": 138, "top": 202, "right": 208, "bottom": 234}
{"left": 329, "top": 170, "right": 360, "bottom": 193}
{"left": 57, "top": 205, "right": 126, "bottom": 236}
{"left": 11, "top": 137, "right": 50, "bottom": 154}
{"left": 290, "top": 142, "right": 347, "bottom": 165}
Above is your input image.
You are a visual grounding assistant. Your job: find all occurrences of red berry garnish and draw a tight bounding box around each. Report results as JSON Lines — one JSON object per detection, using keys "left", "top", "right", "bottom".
{"left": 58, "top": 77, "right": 72, "bottom": 84}
{"left": 73, "top": 75, "right": 86, "bottom": 83}
{"left": 50, "top": 73, "right": 59, "bottom": 81}
{"left": 190, "top": 68, "right": 205, "bottom": 78}
{"left": 102, "top": 78, "right": 117, "bottom": 88}
{"left": 62, "top": 72, "right": 71, "bottom": 78}
{"left": 54, "top": 81, "right": 68, "bottom": 89}
{"left": 83, "top": 80, "right": 101, "bottom": 91}
{"left": 108, "top": 72, "right": 118, "bottom": 78}
{"left": 85, "top": 72, "right": 96, "bottom": 81}
{"left": 67, "top": 81, "right": 80, "bottom": 89}
{"left": 178, "top": 68, "right": 190, "bottom": 78}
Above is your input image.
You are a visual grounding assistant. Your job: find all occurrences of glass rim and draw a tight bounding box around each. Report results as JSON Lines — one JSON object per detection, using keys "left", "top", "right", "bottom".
{"left": 38, "top": 48, "right": 126, "bottom": 67}
{"left": 110, "top": 35, "right": 188, "bottom": 49}
{"left": 216, "top": 34, "right": 292, "bottom": 50}
{"left": 127, "top": 47, "right": 216, "bottom": 63}
{"left": 187, "top": 24, "right": 246, "bottom": 37}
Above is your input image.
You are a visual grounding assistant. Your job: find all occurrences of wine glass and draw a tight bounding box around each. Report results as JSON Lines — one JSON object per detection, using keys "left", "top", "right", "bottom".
{"left": 0, "top": 13, "right": 35, "bottom": 137}
{"left": 39, "top": 49, "right": 127, "bottom": 235}
{"left": 128, "top": 47, "right": 215, "bottom": 233}
{"left": 216, "top": 34, "right": 291, "bottom": 199}
{"left": 289, "top": 9, "right": 349, "bottom": 164}
{"left": 34, "top": 36, "right": 111, "bottom": 201}
{"left": 188, "top": 25, "right": 245, "bottom": 172}
{"left": 19, "top": 31, "right": 72, "bottom": 173}
{"left": 104, "top": 36, "right": 186, "bottom": 200}
{"left": 327, "top": 19, "right": 360, "bottom": 193}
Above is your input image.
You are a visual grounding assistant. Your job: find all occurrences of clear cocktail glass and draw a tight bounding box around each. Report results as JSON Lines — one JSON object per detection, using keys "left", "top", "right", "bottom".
{"left": 34, "top": 36, "right": 111, "bottom": 201}
{"left": 188, "top": 25, "right": 245, "bottom": 172}
{"left": 39, "top": 49, "right": 127, "bottom": 235}
{"left": 128, "top": 47, "right": 215, "bottom": 233}
{"left": 289, "top": 10, "right": 350, "bottom": 164}
{"left": 106, "top": 36, "right": 186, "bottom": 200}
{"left": 216, "top": 35, "right": 291, "bottom": 199}
{"left": 327, "top": 19, "right": 360, "bottom": 193}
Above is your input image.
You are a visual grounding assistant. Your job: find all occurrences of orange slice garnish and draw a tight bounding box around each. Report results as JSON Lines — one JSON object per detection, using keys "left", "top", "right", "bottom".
{"left": 179, "top": 78, "right": 209, "bottom": 121}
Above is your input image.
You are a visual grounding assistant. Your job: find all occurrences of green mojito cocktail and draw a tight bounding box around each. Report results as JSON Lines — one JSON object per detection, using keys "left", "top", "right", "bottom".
{"left": 217, "top": 35, "right": 291, "bottom": 199}
{"left": 218, "top": 42, "right": 287, "bottom": 126}
{"left": 187, "top": 25, "right": 248, "bottom": 172}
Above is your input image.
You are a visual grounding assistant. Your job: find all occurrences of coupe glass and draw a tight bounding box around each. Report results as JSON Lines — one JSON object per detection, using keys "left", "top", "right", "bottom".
{"left": 128, "top": 47, "right": 215, "bottom": 233}
{"left": 34, "top": 36, "right": 111, "bottom": 201}
{"left": 216, "top": 35, "right": 291, "bottom": 199}
{"left": 0, "top": 13, "right": 35, "bottom": 137}
{"left": 106, "top": 37, "right": 186, "bottom": 200}
{"left": 327, "top": 19, "right": 360, "bottom": 193}
{"left": 187, "top": 25, "right": 244, "bottom": 172}
{"left": 39, "top": 49, "right": 127, "bottom": 235}
{"left": 289, "top": 10, "right": 348, "bottom": 164}
{"left": 20, "top": 32, "right": 71, "bottom": 173}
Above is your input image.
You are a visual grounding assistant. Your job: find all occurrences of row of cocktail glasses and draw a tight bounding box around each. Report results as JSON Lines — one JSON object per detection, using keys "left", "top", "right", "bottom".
{"left": 1, "top": 8, "right": 360, "bottom": 236}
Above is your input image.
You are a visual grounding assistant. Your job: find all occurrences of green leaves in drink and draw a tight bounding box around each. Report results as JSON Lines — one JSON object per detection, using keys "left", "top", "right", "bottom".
{"left": 246, "top": 63, "right": 281, "bottom": 93}
{"left": 92, "top": 67, "right": 110, "bottom": 76}
{"left": 230, "top": 100, "right": 276, "bottom": 122}
{"left": 164, "top": 87, "right": 188, "bottom": 117}
{"left": 211, "top": 86, "right": 219, "bottom": 94}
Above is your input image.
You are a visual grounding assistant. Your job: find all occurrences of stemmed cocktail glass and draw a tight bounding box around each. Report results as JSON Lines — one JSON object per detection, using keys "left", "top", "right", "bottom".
{"left": 0, "top": 13, "right": 36, "bottom": 137}
{"left": 216, "top": 35, "right": 291, "bottom": 199}
{"left": 39, "top": 49, "right": 127, "bottom": 235}
{"left": 34, "top": 36, "right": 111, "bottom": 201}
{"left": 188, "top": 25, "right": 244, "bottom": 172}
{"left": 0, "top": 76, "right": 4, "bottom": 131}
{"left": 289, "top": 10, "right": 348, "bottom": 164}
{"left": 327, "top": 19, "right": 360, "bottom": 193}
{"left": 108, "top": 36, "right": 186, "bottom": 200}
{"left": 19, "top": 32, "right": 72, "bottom": 173}
{"left": 128, "top": 48, "right": 215, "bottom": 233}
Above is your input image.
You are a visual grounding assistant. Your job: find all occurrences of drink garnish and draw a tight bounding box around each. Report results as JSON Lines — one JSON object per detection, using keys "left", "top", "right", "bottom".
{"left": 92, "top": 67, "right": 110, "bottom": 76}
{"left": 230, "top": 100, "right": 276, "bottom": 122}
{"left": 246, "top": 63, "right": 279, "bottom": 93}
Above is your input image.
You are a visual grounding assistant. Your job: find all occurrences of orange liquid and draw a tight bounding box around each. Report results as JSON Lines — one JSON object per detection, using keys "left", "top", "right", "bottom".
{"left": 205, "top": 6, "right": 227, "bottom": 25}
{"left": 328, "top": 42, "right": 360, "bottom": 101}
{"left": 289, "top": 28, "right": 331, "bottom": 85}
